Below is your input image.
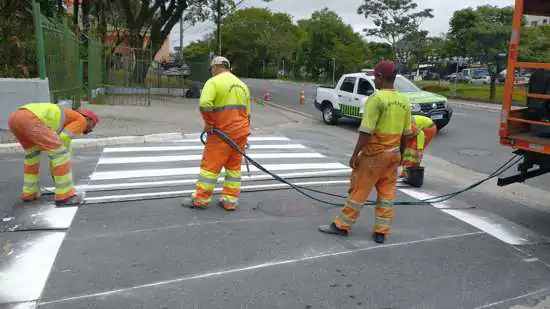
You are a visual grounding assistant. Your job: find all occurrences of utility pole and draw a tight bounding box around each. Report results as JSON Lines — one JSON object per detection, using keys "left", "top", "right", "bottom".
{"left": 216, "top": 0, "right": 222, "bottom": 55}
{"left": 179, "top": 15, "right": 183, "bottom": 63}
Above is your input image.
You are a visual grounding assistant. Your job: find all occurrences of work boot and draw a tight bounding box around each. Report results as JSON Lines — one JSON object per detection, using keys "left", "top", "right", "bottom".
{"left": 22, "top": 192, "right": 41, "bottom": 203}
{"left": 217, "top": 200, "right": 236, "bottom": 211}
{"left": 180, "top": 198, "right": 207, "bottom": 210}
{"left": 373, "top": 232, "right": 386, "bottom": 244}
{"left": 318, "top": 222, "right": 348, "bottom": 236}
{"left": 55, "top": 194, "right": 82, "bottom": 207}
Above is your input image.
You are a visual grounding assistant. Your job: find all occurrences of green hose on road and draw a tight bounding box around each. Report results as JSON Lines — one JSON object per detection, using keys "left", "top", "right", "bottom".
{"left": 202, "top": 129, "right": 522, "bottom": 207}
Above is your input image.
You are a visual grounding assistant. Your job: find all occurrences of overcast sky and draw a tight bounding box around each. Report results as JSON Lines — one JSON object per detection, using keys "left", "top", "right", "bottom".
{"left": 168, "top": 0, "right": 514, "bottom": 51}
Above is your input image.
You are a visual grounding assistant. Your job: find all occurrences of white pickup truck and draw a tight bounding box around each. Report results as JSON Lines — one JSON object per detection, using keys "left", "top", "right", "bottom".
{"left": 314, "top": 70, "right": 454, "bottom": 131}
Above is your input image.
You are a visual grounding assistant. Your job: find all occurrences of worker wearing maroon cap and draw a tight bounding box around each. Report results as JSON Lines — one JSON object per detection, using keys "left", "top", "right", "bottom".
{"left": 319, "top": 60, "right": 413, "bottom": 244}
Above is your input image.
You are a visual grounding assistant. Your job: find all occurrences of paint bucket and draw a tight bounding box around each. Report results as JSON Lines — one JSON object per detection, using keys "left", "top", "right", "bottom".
{"left": 405, "top": 166, "right": 424, "bottom": 188}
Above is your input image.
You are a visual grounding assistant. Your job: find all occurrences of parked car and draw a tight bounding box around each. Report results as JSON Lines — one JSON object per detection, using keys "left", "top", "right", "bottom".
{"left": 314, "top": 70, "right": 453, "bottom": 131}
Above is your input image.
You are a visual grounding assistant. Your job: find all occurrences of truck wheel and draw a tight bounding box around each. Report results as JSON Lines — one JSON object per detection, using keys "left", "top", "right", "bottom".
{"left": 322, "top": 104, "right": 339, "bottom": 125}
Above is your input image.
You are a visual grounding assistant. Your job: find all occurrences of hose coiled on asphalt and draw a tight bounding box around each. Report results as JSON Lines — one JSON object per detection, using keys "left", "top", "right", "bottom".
{"left": 201, "top": 129, "right": 522, "bottom": 207}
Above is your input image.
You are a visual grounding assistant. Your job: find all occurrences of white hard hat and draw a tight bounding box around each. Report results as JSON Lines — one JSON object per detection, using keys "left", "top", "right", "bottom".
{"left": 211, "top": 56, "right": 231, "bottom": 68}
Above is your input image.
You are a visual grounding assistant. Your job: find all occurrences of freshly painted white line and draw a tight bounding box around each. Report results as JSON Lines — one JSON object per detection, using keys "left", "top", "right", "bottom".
{"left": 0, "top": 232, "right": 66, "bottom": 302}
{"left": 399, "top": 188, "right": 548, "bottom": 245}
{"left": 42, "top": 169, "right": 352, "bottom": 193}
{"left": 98, "top": 152, "right": 325, "bottom": 164}
{"left": 103, "top": 144, "right": 307, "bottom": 153}
{"left": 38, "top": 231, "right": 483, "bottom": 305}
{"left": 472, "top": 287, "right": 550, "bottom": 309}
{"left": 90, "top": 162, "right": 348, "bottom": 181}
{"left": 172, "top": 136, "right": 291, "bottom": 142}
{"left": 3, "top": 302, "right": 37, "bottom": 309}
{"left": 27, "top": 205, "right": 78, "bottom": 229}
{"left": 398, "top": 188, "right": 473, "bottom": 209}
{"left": 84, "top": 179, "right": 351, "bottom": 204}
{"left": 442, "top": 209, "right": 549, "bottom": 245}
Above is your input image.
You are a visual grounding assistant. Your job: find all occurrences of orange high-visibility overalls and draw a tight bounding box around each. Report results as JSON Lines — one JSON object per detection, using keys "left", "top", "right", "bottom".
{"left": 333, "top": 90, "right": 413, "bottom": 235}
{"left": 399, "top": 115, "right": 437, "bottom": 178}
{"left": 190, "top": 71, "right": 251, "bottom": 210}
{"left": 8, "top": 103, "right": 89, "bottom": 202}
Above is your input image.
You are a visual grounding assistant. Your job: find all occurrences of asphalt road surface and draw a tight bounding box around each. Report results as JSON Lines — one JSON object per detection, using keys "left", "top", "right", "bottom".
{"left": 244, "top": 78, "right": 550, "bottom": 192}
{"left": 1, "top": 115, "right": 550, "bottom": 308}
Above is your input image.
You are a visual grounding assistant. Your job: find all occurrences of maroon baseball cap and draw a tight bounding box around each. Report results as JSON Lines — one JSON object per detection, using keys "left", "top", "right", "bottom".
{"left": 374, "top": 61, "right": 397, "bottom": 77}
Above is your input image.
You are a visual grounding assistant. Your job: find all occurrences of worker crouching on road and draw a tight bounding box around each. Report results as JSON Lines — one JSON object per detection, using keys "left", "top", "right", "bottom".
{"left": 399, "top": 115, "right": 437, "bottom": 179}
{"left": 8, "top": 102, "right": 99, "bottom": 206}
{"left": 181, "top": 56, "right": 251, "bottom": 211}
{"left": 319, "top": 61, "right": 413, "bottom": 244}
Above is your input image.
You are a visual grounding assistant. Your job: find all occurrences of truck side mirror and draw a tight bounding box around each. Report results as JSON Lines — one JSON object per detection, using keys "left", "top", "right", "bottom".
{"left": 366, "top": 89, "right": 374, "bottom": 96}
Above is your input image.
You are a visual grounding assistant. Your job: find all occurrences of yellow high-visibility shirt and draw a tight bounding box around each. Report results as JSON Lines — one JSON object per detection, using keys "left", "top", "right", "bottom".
{"left": 199, "top": 71, "right": 251, "bottom": 138}
{"left": 413, "top": 115, "right": 434, "bottom": 130}
{"left": 359, "top": 89, "right": 412, "bottom": 155}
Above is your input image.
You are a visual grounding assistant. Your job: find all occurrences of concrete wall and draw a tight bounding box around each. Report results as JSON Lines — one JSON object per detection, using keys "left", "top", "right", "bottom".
{"left": 0, "top": 78, "right": 51, "bottom": 130}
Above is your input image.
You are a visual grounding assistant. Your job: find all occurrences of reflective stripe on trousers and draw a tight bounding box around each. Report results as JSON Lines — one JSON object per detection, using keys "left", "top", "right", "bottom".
{"left": 47, "top": 145, "right": 76, "bottom": 201}
{"left": 22, "top": 146, "right": 41, "bottom": 200}
{"left": 400, "top": 130, "right": 426, "bottom": 177}
{"left": 191, "top": 133, "right": 247, "bottom": 207}
{"left": 334, "top": 151, "right": 400, "bottom": 234}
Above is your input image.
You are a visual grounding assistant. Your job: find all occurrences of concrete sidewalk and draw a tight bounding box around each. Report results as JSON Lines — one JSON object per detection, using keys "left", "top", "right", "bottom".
{"left": 0, "top": 97, "right": 309, "bottom": 153}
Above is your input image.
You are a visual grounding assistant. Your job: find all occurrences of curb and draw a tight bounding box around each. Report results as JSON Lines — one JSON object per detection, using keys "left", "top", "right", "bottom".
{"left": 448, "top": 100, "right": 520, "bottom": 113}
{"left": 0, "top": 132, "right": 190, "bottom": 154}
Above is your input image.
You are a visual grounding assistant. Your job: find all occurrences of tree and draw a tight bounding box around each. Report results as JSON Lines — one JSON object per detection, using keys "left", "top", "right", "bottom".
{"left": 297, "top": 8, "right": 370, "bottom": 81}
{"left": 520, "top": 25, "right": 550, "bottom": 63}
{"left": 357, "top": 0, "right": 434, "bottom": 64}
{"left": 116, "top": 0, "right": 192, "bottom": 82}
{"left": 183, "top": 40, "right": 210, "bottom": 59}
{"left": 366, "top": 42, "right": 393, "bottom": 63}
{"left": 0, "top": 0, "right": 66, "bottom": 77}
{"left": 218, "top": 7, "right": 302, "bottom": 78}
{"left": 396, "top": 30, "right": 428, "bottom": 69}
{"left": 446, "top": 5, "right": 513, "bottom": 100}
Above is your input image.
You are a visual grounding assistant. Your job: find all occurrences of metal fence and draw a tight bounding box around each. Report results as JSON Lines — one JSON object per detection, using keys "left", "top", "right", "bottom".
{"left": 32, "top": 0, "right": 202, "bottom": 108}
{"left": 33, "top": 2, "right": 83, "bottom": 108}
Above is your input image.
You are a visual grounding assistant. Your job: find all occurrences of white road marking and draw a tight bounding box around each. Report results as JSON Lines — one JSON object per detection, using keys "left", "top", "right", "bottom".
{"left": 398, "top": 188, "right": 473, "bottom": 209}
{"left": 42, "top": 169, "right": 351, "bottom": 193}
{"left": 90, "top": 162, "right": 348, "bottom": 181}
{"left": 38, "top": 231, "right": 483, "bottom": 305}
{"left": 399, "top": 188, "right": 549, "bottom": 245}
{"left": 84, "top": 179, "right": 351, "bottom": 204}
{"left": 0, "top": 232, "right": 67, "bottom": 302}
{"left": 98, "top": 152, "right": 325, "bottom": 165}
{"left": 472, "top": 287, "right": 550, "bottom": 309}
{"left": 172, "top": 136, "right": 291, "bottom": 143}
{"left": 103, "top": 144, "right": 307, "bottom": 153}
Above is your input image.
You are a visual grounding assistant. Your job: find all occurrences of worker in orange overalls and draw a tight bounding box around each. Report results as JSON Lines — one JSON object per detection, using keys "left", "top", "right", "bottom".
{"left": 319, "top": 60, "right": 413, "bottom": 244}
{"left": 181, "top": 56, "right": 251, "bottom": 211}
{"left": 8, "top": 102, "right": 99, "bottom": 206}
{"left": 399, "top": 115, "right": 437, "bottom": 179}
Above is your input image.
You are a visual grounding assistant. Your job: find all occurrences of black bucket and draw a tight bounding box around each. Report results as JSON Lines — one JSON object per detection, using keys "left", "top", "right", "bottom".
{"left": 404, "top": 166, "right": 424, "bottom": 188}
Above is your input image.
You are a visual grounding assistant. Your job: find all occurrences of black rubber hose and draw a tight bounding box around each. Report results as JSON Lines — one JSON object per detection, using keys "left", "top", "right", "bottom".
{"left": 202, "top": 130, "right": 521, "bottom": 207}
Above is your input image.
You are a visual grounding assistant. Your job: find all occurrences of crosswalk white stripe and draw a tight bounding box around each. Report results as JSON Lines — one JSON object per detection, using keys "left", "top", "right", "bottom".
{"left": 84, "top": 180, "right": 351, "bottom": 204}
{"left": 103, "top": 144, "right": 307, "bottom": 153}
{"left": 98, "top": 152, "right": 325, "bottom": 165}
{"left": 40, "top": 169, "right": 352, "bottom": 193}
{"left": 171, "top": 136, "right": 291, "bottom": 143}
{"left": 90, "top": 162, "right": 348, "bottom": 181}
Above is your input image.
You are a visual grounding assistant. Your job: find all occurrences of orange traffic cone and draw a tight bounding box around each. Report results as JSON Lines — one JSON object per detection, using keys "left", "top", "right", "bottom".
{"left": 299, "top": 89, "right": 305, "bottom": 104}
{"left": 264, "top": 84, "right": 271, "bottom": 101}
